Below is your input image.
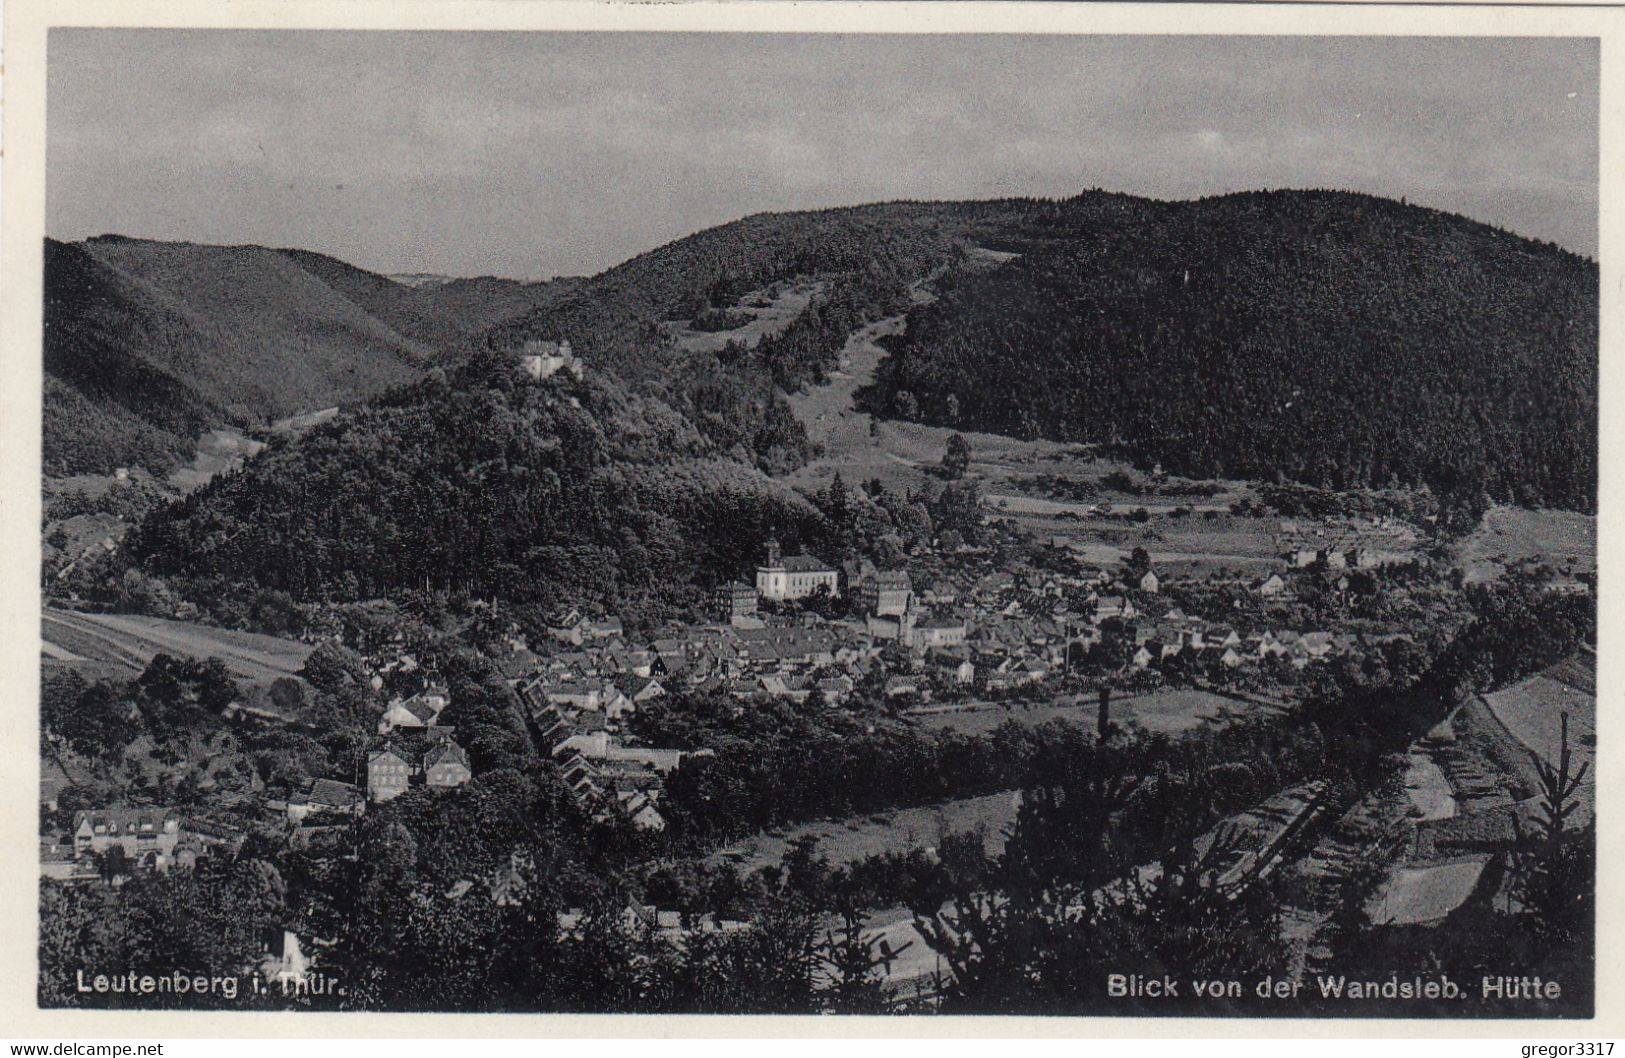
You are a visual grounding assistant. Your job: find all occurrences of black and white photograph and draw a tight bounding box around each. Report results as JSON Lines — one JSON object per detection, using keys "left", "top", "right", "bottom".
{"left": 20, "top": 10, "right": 1603, "bottom": 1024}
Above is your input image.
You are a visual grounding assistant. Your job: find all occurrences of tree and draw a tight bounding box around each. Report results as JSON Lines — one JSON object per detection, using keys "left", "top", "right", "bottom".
{"left": 818, "top": 907, "right": 904, "bottom": 1013}
{"left": 942, "top": 433, "right": 971, "bottom": 480}
{"left": 94, "top": 845, "right": 132, "bottom": 883}
{"left": 1510, "top": 713, "right": 1593, "bottom": 944}
{"left": 894, "top": 390, "right": 920, "bottom": 420}
{"left": 47, "top": 678, "right": 140, "bottom": 761}
{"left": 268, "top": 677, "right": 309, "bottom": 719}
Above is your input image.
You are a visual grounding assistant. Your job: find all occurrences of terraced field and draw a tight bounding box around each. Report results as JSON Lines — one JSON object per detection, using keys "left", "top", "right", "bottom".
{"left": 41, "top": 606, "right": 311, "bottom": 684}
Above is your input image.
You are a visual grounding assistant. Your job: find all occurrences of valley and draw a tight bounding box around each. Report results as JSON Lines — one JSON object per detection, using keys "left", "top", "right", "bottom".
{"left": 37, "top": 189, "right": 1597, "bottom": 1016}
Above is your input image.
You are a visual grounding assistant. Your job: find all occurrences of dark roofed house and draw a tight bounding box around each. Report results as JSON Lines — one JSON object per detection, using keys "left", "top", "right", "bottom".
{"left": 716, "top": 581, "right": 759, "bottom": 619}
{"left": 73, "top": 807, "right": 183, "bottom": 870}
{"left": 287, "top": 779, "right": 365, "bottom": 823}
{"left": 861, "top": 571, "right": 913, "bottom": 617}
{"left": 424, "top": 740, "right": 473, "bottom": 789}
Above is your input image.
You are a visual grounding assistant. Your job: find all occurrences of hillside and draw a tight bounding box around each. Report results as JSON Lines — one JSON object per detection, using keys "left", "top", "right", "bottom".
{"left": 43, "top": 239, "right": 233, "bottom": 475}
{"left": 73, "top": 189, "right": 1599, "bottom": 623}
{"left": 42, "top": 236, "right": 562, "bottom": 476}
{"left": 868, "top": 190, "right": 1597, "bottom": 511}
{"left": 476, "top": 198, "right": 1098, "bottom": 468}
{"left": 120, "top": 352, "right": 828, "bottom": 621}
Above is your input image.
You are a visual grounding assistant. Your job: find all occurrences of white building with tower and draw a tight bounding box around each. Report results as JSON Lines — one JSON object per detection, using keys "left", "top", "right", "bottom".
{"left": 754, "top": 537, "right": 839, "bottom": 602}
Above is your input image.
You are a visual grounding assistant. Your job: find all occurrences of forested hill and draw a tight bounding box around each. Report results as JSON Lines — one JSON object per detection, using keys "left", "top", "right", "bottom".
{"left": 120, "top": 353, "right": 827, "bottom": 622}
{"left": 43, "top": 236, "right": 563, "bottom": 476}
{"left": 869, "top": 190, "right": 1597, "bottom": 512}
{"left": 475, "top": 197, "right": 1140, "bottom": 469}
{"left": 54, "top": 189, "right": 1597, "bottom": 507}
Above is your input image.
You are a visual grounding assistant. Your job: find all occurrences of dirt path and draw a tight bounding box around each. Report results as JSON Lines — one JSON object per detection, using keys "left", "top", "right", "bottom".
{"left": 781, "top": 301, "right": 1074, "bottom": 490}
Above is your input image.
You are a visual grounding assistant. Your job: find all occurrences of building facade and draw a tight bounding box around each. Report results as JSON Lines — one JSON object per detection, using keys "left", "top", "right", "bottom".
{"left": 860, "top": 571, "right": 913, "bottom": 616}
{"left": 72, "top": 808, "right": 182, "bottom": 869}
{"left": 716, "top": 581, "right": 759, "bottom": 618}
{"left": 755, "top": 538, "right": 839, "bottom": 602}
{"left": 367, "top": 745, "right": 412, "bottom": 803}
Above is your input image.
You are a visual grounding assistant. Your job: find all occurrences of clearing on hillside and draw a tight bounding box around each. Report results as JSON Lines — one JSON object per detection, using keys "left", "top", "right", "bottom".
{"left": 706, "top": 789, "right": 1022, "bottom": 875}
{"left": 1460, "top": 505, "right": 1595, "bottom": 585}
{"left": 913, "top": 688, "right": 1265, "bottom": 739}
{"left": 41, "top": 606, "right": 312, "bottom": 685}
{"left": 664, "top": 279, "right": 826, "bottom": 355}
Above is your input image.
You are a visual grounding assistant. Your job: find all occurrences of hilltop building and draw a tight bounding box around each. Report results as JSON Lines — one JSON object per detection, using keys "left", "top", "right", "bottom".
{"left": 520, "top": 339, "right": 584, "bottom": 382}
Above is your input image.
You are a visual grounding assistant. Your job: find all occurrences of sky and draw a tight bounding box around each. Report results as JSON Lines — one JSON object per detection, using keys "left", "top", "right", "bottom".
{"left": 47, "top": 31, "right": 1598, "bottom": 279}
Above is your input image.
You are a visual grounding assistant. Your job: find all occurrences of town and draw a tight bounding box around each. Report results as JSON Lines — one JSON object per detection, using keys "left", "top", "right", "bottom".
{"left": 33, "top": 27, "right": 1599, "bottom": 1016}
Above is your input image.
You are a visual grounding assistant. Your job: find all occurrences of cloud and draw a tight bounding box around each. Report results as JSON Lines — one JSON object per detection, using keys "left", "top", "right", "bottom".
{"left": 46, "top": 31, "right": 1599, "bottom": 276}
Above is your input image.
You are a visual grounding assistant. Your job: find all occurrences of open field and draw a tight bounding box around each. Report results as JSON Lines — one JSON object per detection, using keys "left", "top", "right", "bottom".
{"left": 707, "top": 789, "right": 1022, "bottom": 875}
{"left": 1402, "top": 753, "right": 1457, "bottom": 822}
{"left": 913, "top": 688, "right": 1264, "bottom": 739}
{"left": 1368, "top": 857, "right": 1490, "bottom": 926}
{"left": 983, "top": 492, "right": 1233, "bottom": 518}
{"left": 983, "top": 491, "right": 1283, "bottom": 577}
{"left": 167, "top": 427, "right": 268, "bottom": 491}
{"left": 41, "top": 606, "right": 312, "bottom": 685}
{"left": 1479, "top": 649, "right": 1595, "bottom": 819}
{"left": 1460, "top": 505, "right": 1595, "bottom": 585}
{"left": 666, "top": 279, "right": 826, "bottom": 356}
{"left": 779, "top": 292, "right": 1082, "bottom": 492}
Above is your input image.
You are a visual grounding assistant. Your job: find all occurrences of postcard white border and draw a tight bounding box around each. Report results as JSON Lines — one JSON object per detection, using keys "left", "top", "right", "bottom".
{"left": 2, "top": 0, "right": 1620, "bottom": 1039}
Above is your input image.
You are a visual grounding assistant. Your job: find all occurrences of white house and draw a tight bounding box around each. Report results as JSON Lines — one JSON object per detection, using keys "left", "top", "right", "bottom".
{"left": 520, "top": 339, "right": 584, "bottom": 381}
{"left": 755, "top": 538, "right": 839, "bottom": 602}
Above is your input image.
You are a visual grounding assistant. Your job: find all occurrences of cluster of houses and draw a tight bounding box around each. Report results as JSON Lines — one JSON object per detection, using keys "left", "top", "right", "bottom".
{"left": 527, "top": 700, "right": 698, "bottom": 832}
{"left": 273, "top": 687, "right": 476, "bottom": 830}
{"left": 1275, "top": 516, "right": 1419, "bottom": 571}
{"left": 483, "top": 530, "right": 1383, "bottom": 727}
{"left": 281, "top": 730, "right": 474, "bottom": 826}
{"left": 1122, "top": 610, "right": 1354, "bottom": 670}
{"left": 40, "top": 807, "right": 243, "bottom": 881}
